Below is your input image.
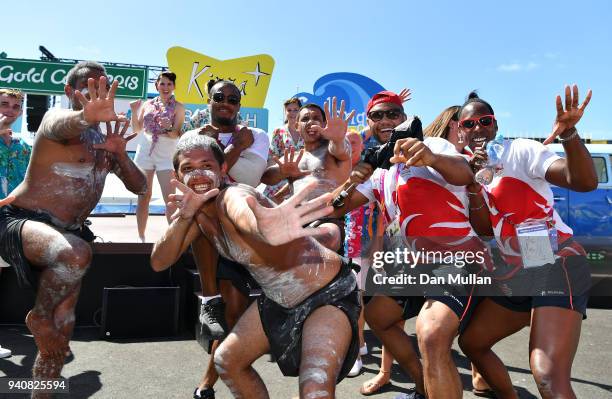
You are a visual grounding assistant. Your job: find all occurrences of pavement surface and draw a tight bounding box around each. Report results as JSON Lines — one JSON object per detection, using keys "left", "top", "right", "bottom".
{"left": 1, "top": 307, "right": 612, "bottom": 399}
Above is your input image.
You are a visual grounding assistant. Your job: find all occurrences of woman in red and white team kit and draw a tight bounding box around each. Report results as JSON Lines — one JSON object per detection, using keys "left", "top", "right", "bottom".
{"left": 458, "top": 86, "right": 597, "bottom": 399}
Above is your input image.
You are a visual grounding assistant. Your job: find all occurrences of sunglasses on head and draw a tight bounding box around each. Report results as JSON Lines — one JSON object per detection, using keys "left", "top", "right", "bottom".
{"left": 459, "top": 115, "right": 496, "bottom": 129}
{"left": 367, "top": 109, "right": 403, "bottom": 122}
{"left": 212, "top": 92, "right": 240, "bottom": 105}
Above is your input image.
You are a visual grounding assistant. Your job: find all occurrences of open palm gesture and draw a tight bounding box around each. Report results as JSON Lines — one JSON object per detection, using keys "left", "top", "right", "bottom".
{"left": 246, "top": 181, "right": 334, "bottom": 246}
{"left": 92, "top": 120, "right": 137, "bottom": 154}
{"left": 543, "top": 85, "right": 592, "bottom": 145}
{"left": 311, "top": 97, "right": 356, "bottom": 143}
{"left": 168, "top": 179, "right": 219, "bottom": 220}
{"left": 273, "top": 148, "right": 310, "bottom": 180}
{"left": 75, "top": 76, "right": 124, "bottom": 125}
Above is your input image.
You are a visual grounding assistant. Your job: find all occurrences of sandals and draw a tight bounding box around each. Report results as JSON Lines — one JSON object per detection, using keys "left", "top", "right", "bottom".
{"left": 360, "top": 371, "right": 391, "bottom": 396}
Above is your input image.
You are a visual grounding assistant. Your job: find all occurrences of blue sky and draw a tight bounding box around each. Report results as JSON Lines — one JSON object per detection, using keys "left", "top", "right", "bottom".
{"left": 3, "top": 0, "right": 611, "bottom": 139}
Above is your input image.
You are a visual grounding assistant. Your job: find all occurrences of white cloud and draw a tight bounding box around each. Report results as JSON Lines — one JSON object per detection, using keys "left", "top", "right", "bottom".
{"left": 497, "top": 61, "right": 539, "bottom": 72}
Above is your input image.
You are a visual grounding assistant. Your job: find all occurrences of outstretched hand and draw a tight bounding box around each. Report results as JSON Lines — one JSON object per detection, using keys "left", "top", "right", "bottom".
{"left": 75, "top": 76, "right": 125, "bottom": 125}
{"left": 398, "top": 88, "right": 412, "bottom": 103}
{"left": 310, "top": 97, "right": 356, "bottom": 143}
{"left": 92, "top": 119, "right": 137, "bottom": 154}
{"left": 245, "top": 180, "right": 334, "bottom": 246}
{"left": 390, "top": 138, "right": 437, "bottom": 167}
{"left": 543, "top": 85, "right": 592, "bottom": 145}
{"left": 167, "top": 179, "right": 219, "bottom": 221}
{"left": 273, "top": 148, "right": 310, "bottom": 180}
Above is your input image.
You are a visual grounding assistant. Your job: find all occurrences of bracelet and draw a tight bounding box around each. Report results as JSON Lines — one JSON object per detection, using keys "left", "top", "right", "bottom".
{"left": 467, "top": 184, "right": 482, "bottom": 196}
{"left": 470, "top": 203, "right": 485, "bottom": 211}
{"left": 558, "top": 127, "right": 578, "bottom": 143}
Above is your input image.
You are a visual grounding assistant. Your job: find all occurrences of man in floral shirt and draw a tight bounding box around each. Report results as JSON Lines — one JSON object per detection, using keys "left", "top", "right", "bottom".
{"left": 0, "top": 89, "right": 31, "bottom": 198}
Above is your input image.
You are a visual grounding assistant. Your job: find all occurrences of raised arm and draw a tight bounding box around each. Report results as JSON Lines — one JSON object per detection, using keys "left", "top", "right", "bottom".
{"left": 311, "top": 97, "right": 355, "bottom": 162}
{"left": 40, "top": 76, "right": 123, "bottom": 141}
{"left": 129, "top": 99, "right": 144, "bottom": 133}
{"left": 151, "top": 180, "right": 219, "bottom": 271}
{"left": 261, "top": 148, "right": 310, "bottom": 186}
{"left": 95, "top": 120, "right": 147, "bottom": 195}
{"left": 390, "top": 138, "right": 474, "bottom": 186}
{"left": 223, "top": 181, "right": 334, "bottom": 246}
{"left": 543, "top": 85, "right": 597, "bottom": 192}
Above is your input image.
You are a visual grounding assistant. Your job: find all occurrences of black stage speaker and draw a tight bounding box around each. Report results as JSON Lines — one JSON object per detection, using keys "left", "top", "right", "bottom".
{"left": 101, "top": 287, "right": 180, "bottom": 339}
{"left": 26, "top": 94, "right": 49, "bottom": 132}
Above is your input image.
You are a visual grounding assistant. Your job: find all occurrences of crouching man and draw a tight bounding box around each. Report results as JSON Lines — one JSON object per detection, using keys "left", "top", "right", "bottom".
{"left": 151, "top": 134, "right": 361, "bottom": 399}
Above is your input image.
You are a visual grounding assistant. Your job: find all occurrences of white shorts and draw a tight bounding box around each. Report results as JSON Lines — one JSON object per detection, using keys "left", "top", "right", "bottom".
{"left": 134, "top": 133, "right": 178, "bottom": 171}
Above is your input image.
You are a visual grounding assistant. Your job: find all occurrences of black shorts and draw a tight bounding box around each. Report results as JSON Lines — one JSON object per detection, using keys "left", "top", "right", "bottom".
{"left": 394, "top": 296, "right": 426, "bottom": 320}
{"left": 490, "top": 255, "right": 590, "bottom": 319}
{"left": 420, "top": 265, "right": 484, "bottom": 334}
{"left": 0, "top": 205, "right": 95, "bottom": 289}
{"left": 216, "top": 256, "right": 260, "bottom": 297}
{"left": 257, "top": 258, "right": 361, "bottom": 382}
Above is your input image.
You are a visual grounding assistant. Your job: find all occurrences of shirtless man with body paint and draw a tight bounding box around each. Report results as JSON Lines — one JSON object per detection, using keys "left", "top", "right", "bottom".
{"left": 261, "top": 98, "right": 355, "bottom": 252}
{"left": 0, "top": 61, "right": 146, "bottom": 396}
{"left": 151, "top": 134, "right": 361, "bottom": 399}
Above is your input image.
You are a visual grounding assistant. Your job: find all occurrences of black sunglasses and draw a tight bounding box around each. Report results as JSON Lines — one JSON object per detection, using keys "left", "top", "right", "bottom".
{"left": 212, "top": 92, "right": 240, "bottom": 105}
{"left": 368, "top": 109, "right": 403, "bottom": 122}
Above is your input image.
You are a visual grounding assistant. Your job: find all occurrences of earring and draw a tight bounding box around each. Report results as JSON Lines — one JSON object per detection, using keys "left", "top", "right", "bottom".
{"left": 458, "top": 132, "right": 465, "bottom": 144}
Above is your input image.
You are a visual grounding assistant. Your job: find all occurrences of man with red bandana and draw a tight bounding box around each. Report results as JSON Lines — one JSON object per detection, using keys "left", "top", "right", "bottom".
{"left": 329, "top": 90, "right": 485, "bottom": 399}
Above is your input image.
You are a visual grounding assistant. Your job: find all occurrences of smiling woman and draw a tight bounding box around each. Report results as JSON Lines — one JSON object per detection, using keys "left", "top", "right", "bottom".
{"left": 130, "top": 70, "right": 186, "bottom": 242}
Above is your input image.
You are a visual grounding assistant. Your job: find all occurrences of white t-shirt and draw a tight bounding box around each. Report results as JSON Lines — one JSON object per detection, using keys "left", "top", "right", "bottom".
{"left": 357, "top": 137, "right": 483, "bottom": 254}
{"left": 217, "top": 127, "right": 269, "bottom": 161}
{"left": 218, "top": 128, "right": 269, "bottom": 186}
{"left": 483, "top": 138, "right": 573, "bottom": 265}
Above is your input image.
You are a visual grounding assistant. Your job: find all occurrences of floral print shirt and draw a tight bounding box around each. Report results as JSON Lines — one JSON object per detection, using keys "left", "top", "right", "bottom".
{"left": 0, "top": 137, "right": 31, "bottom": 197}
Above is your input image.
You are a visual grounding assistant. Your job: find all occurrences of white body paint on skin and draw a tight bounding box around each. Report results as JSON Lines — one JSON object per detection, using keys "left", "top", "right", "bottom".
{"left": 51, "top": 162, "right": 95, "bottom": 179}
{"left": 305, "top": 391, "right": 330, "bottom": 399}
{"left": 183, "top": 169, "right": 220, "bottom": 188}
{"left": 300, "top": 367, "right": 328, "bottom": 385}
{"left": 249, "top": 266, "right": 310, "bottom": 308}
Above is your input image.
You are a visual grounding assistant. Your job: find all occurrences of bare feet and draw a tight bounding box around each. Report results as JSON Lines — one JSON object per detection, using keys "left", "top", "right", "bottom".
{"left": 26, "top": 311, "right": 67, "bottom": 358}
{"left": 360, "top": 370, "right": 391, "bottom": 395}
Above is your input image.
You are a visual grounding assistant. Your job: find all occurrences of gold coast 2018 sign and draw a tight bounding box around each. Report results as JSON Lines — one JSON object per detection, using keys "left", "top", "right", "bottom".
{"left": 0, "top": 58, "right": 147, "bottom": 99}
{"left": 166, "top": 46, "right": 274, "bottom": 108}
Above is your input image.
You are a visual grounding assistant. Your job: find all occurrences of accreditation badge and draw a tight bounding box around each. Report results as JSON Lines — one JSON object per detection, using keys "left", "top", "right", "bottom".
{"left": 515, "top": 220, "right": 555, "bottom": 268}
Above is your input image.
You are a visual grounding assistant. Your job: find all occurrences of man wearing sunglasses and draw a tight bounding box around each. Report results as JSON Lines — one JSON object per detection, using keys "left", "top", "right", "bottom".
{"left": 0, "top": 61, "right": 146, "bottom": 389}
{"left": 189, "top": 79, "right": 270, "bottom": 399}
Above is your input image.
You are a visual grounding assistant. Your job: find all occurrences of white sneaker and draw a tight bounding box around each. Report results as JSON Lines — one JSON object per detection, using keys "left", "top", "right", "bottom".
{"left": 0, "top": 345, "right": 11, "bottom": 358}
{"left": 359, "top": 343, "right": 368, "bottom": 356}
{"left": 347, "top": 357, "right": 362, "bottom": 377}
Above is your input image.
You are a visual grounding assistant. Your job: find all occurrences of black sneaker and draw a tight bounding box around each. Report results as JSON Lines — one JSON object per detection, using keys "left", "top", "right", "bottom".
{"left": 199, "top": 298, "right": 226, "bottom": 339}
{"left": 193, "top": 386, "right": 215, "bottom": 399}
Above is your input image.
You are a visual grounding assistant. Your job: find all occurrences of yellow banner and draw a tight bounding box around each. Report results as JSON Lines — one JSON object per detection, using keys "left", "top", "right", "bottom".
{"left": 166, "top": 46, "right": 274, "bottom": 108}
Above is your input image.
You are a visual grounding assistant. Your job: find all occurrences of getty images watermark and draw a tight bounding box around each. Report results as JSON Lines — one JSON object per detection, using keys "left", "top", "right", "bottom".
{"left": 370, "top": 248, "right": 492, "bottom": 286}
